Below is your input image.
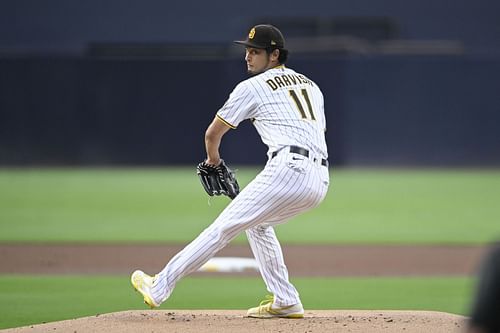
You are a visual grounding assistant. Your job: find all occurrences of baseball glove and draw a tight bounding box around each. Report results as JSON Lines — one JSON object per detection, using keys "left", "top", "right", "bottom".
{"left": 197, "top": 159, "right": 240, "bottom": 199}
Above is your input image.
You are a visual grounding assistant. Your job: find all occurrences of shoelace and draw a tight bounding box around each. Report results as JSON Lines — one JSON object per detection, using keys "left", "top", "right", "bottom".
{"left": 258, "top": 295, "right": 274, "bottom": 315}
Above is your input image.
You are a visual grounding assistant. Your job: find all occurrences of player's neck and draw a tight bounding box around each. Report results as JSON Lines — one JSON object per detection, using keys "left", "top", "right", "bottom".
{"left": 264, "top": 62, "right": 283, "bottom": 72}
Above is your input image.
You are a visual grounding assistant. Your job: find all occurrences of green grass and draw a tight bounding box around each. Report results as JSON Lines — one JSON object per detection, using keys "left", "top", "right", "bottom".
{"left": 0, "top": 168, "right": 499, "bottom": 244}
{"left": 0, "top": 275, "right": 475, "bottom": 329}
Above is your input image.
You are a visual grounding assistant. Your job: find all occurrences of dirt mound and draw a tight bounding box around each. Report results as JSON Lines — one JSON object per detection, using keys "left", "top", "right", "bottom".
{"left": 2, "top": 310, "right": 467, "bottom": 333}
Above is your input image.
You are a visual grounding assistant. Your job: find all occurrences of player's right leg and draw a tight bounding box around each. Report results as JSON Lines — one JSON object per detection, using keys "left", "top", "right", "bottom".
{"left": 245, "top": 225, "right": 304, "bottom": 318}
{"left": 244, "top": 153, "right": 329, "bottom": 318}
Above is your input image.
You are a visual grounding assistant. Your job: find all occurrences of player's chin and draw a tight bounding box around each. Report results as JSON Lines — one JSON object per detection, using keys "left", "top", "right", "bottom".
{"left": 247, "top": 67, "right": 261, "bottom": 76}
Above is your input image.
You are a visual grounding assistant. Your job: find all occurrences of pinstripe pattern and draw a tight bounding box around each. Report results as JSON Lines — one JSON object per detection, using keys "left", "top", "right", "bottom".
{"left": 218, "top": 66, "right": 328, "bottom": 159}
{"left": 149, "top": 65, "right": 330, "bottom": 308}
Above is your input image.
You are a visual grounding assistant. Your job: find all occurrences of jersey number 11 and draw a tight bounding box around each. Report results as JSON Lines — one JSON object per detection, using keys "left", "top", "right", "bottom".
{"left": 289, "top": 89, "right": 316, "bottom": 121}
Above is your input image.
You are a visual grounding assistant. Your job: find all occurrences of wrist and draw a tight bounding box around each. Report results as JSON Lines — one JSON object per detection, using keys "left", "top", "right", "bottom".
{"left": 205, "top": 158, "right": 221, "bottom": 166}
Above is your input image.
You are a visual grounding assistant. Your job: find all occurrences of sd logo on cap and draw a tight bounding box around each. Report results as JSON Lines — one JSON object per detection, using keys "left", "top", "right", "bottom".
{"left": 235, "top": 24, "right": 286, "bottom": 50}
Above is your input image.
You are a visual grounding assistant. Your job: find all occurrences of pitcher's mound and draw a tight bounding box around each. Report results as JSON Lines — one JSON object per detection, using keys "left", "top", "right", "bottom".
{"left": 3, "top": 310, "right": 467, "bottom": 333}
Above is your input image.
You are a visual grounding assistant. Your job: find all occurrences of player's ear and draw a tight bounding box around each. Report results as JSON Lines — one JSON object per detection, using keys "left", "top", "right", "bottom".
{"left": 270, "top": 49, "right": 280, "bottom": 62}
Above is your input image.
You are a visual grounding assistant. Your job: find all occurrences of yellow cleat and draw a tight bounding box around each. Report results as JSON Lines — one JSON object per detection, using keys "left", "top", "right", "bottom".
{"left": 131, "top": 270, "right": 160, "bottom": 309}
{"left": 247, "top": 295, "right": 304, "bottom": 319}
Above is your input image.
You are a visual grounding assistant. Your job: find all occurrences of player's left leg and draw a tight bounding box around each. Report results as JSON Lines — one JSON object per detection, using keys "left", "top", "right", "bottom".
{"left": 140, "top": 155, "right": 328, "bottom": 307}
{"left": 148, "top": 182, "right": 293, "bottom": 305}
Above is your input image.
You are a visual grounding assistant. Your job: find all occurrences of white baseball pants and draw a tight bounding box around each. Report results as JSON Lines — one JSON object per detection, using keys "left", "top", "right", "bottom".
{"left": 151, "top": 149, "right": 330, "bottom": 307}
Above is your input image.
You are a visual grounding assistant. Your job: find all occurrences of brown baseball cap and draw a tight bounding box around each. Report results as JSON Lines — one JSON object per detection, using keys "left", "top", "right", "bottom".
{"left": 234, "top": 24, "right": 285, "bottom": 50}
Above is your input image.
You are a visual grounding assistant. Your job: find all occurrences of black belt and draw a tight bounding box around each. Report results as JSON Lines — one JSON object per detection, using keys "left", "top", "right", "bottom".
{"left": 271, "top": 146, "right": 328, "bottom": 167}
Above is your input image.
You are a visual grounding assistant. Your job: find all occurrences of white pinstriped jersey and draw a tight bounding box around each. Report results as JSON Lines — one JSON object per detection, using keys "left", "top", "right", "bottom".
{"left": 217, "top": 66, "right": 328, "bottom": 159}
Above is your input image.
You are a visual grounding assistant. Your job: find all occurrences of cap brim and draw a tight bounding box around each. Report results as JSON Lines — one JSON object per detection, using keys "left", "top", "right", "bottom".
{"left": 234, "top": 40, "right": 267, "bottom": 49}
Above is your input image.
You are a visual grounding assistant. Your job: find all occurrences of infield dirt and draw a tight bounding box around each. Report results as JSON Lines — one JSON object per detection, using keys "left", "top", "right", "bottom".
{"left": 0, "top": 243, "right": 486, "bottom": 276}
{"left": 1, "top": 310, "right": 467, "bottom": 333}
{"left": 0, "top": 243, "right": 480, "bottom": 332}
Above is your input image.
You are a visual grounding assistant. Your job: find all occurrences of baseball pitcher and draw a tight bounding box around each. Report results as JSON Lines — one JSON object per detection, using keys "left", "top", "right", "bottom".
{"left": 132, "top": 24, "right": 330, "bottom": 318}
